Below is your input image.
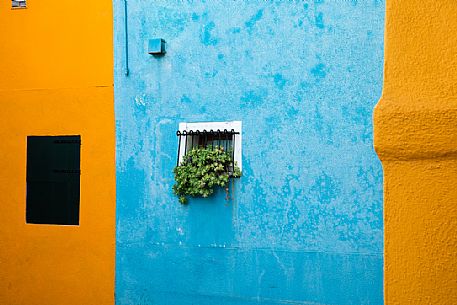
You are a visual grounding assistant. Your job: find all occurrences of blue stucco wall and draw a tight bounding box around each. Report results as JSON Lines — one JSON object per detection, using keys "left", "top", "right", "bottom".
{"left": 114, "top": 1, "right": 385, "bottom": 304}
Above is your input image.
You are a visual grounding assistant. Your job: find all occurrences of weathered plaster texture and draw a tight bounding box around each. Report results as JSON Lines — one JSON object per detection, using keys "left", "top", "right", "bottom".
{"left": 114, "top": 1, "right": 385, "bottom": 304}
{"left": 375, "top": 1, "right": 457, "bottom": 304}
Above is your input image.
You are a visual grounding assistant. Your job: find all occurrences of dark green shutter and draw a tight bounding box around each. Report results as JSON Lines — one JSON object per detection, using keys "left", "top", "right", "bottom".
{"left": 26, "top": 136, "right": 81, "bottom": 225}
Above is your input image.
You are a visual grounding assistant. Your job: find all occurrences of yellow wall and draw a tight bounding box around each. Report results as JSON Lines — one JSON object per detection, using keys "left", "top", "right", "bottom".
{"left": 0, "top": 1, "right": 115, "bottom": 304}
{"left": 375, "top": 1, "right": 457, "bottom": 304}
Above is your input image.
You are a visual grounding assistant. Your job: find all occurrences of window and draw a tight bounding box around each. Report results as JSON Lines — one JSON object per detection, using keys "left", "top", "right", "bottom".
{"left": 176, "top": 121, "right": 242, "bottom": 171}
{"left": 12, "top": 0, "right": 26, "bottom": 8}
{"left": 26, "top": 136, "right": 81, "bottom": 225}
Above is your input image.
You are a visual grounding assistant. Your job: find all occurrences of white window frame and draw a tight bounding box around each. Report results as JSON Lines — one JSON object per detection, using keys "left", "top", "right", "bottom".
{"left": 177, "top": 121, "right": 242, "bottom": 171}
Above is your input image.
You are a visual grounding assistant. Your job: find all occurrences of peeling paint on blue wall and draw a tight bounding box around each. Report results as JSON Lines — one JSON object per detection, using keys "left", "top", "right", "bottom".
{"left": 114, "top": 1, "right": 385, "bottom": 304}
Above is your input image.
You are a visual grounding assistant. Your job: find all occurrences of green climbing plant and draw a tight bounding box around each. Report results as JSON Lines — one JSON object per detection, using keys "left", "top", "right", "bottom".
{"left": 173, "top": 146, "right": 241, "bottom": 204}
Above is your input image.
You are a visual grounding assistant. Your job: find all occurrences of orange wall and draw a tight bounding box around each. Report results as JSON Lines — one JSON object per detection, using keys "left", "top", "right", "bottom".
{"left": 375, "top": 0, "right": 457, "bottom": 304}
{"left": 0, "top": 1, "right": 115, "bottom": 304}
{"left": 0, "top": 0, "right": 112, "bottom": 90}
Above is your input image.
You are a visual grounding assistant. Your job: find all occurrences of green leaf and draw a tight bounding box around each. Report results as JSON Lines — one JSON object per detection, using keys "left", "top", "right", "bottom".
{"left": 172, "top": 146, "right": 241, "bottom": 204}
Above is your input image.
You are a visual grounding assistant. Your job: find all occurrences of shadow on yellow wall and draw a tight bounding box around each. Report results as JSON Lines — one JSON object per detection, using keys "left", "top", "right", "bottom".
{"left": 0, "top": 1, "right": 115, "bottom": 304}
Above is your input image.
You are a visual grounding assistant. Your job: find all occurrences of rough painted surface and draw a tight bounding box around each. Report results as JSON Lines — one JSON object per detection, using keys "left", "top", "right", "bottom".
{"left": 114, "top": 1, "right": 385, "bottom": 304}
{"left": 0, "top": 0, "right": 115, "bottom": 304}
{"left": 374, "top": 1, "right": 457, "bottom": 304}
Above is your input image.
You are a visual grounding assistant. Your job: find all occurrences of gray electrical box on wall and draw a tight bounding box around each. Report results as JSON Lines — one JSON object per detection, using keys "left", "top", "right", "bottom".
{"left": 148, "top": 38, "right": 166, "bottom": 55}
{"left": 12, "top": 0, "right": 26, "bottom": 8}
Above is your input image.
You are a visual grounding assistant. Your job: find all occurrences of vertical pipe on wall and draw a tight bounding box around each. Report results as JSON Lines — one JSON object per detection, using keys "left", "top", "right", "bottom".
{"left": 123, "top": 0, "right": 130, "bottom": 76}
